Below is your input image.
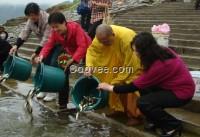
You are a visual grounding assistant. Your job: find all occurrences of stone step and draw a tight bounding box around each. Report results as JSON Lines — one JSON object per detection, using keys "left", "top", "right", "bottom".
{"left": 114, "top": 11, "right": 200, "bottom": 16}
{"left": 181, "top": 55, "right": 200, "bottom": 68}
{"left": 170, "top": 33, "right": 200, "bottom": 41}
{"left": 114, "top": 19, "right": 200, "bottom": 25}
{"left": 167, "top": 108, "right": 200, "bottom": 136}
{"left": 170, "top": 38, "right": 200, "bottom": 48}
{"left": 170, "top": 45, "right": 200, "bottom": 57}
{"left": 27, "top": 38, "right": 40, "bottom": 43}
{"left": 115, "top": 22, "right": 200, "bottom": 30}
{"left": 22, "top": 42, "right": 40, "bottom": 49}
{"left": 115, "top": 14, "right": 200, "bottom": 19}
{"left": 18, "top": 47, "right": 35, "bottom": 56}
{"left": 132, "top": 27, "right": 200, "bottom": 37}
{"left": 183, "top": 97, "right": 200, "bottom": 113}
{"left": 115, "top": 16, "right": 200, "bottom": 21}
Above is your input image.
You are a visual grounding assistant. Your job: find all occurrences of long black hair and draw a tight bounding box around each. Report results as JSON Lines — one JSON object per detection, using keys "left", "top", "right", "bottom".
{"left": 132, "top": 32, "right": 175, "bottom": 71}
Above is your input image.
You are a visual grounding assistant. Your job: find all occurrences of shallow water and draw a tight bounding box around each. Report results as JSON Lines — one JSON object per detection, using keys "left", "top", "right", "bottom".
{"left": 0, "top": 85, "right": 129, "bottom": 137}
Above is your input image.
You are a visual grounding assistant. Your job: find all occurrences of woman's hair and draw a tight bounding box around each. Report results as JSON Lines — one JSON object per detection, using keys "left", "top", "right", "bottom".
{"left": 132, "top": 32, "right": 175, "bottom": 71}
{"left": 24, "top": 3, "right": 40, "bottom": 16}
{"left": 48, "top": 12, "right": 66, "bottom": 24}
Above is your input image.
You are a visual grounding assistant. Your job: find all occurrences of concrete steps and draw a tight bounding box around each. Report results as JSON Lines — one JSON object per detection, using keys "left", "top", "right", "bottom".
{"left": 170, "top": 45, "right": 200, "bottom": 56}
{"left": 167, "top": 108, "right": 200, "bottom": 136}
{"left": 113, "top": 1, "right": 200, "bottom": 70}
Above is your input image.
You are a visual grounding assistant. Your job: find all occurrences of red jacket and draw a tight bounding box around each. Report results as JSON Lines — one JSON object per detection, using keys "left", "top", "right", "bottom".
{"left": 40, "top": 22, "right": 92, "bottom": 63}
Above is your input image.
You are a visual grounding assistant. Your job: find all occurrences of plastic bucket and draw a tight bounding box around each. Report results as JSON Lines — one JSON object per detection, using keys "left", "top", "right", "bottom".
{"left": 71, "top": 76, "right": 108, "bottom": 111}
{"left": 3, "top": 55, "right": 32, "bottom": 81}
{"left": 33, "top": 63, "right": 66, "bottom": 92}
{"left": 152, "top": 32, "right": 169, "bottom": 47}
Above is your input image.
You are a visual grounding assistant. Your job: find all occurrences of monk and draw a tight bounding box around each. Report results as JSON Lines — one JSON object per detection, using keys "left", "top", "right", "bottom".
{"left": 85, "top": 24, "right": 143, "bottom": 125}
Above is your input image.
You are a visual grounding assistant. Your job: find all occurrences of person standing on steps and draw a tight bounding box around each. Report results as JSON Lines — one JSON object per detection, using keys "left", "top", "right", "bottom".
{"left": 77, "top": 0, "right": 91, "bottom": 32}
{"left": 88, "top": 0, "right": 112, "bottom": 39}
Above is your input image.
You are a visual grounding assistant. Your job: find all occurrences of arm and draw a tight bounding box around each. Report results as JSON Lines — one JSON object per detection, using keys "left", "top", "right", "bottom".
{"left": 133, "top": 61, "right": 171, "bottom": 89}
{"left": 98, "top": 82, "right": 139, "bottom": 94}
{"left": 72, "top": 24, "right": 91, "bottom": 63}
{"left": 17, "top": 20, "right": 32, "bottom": 48}
{"left": 39, "top": 31, "right": 56, "bottom": 59}
{"left": 36, "top": 25, "right": 51, "bottom": 54}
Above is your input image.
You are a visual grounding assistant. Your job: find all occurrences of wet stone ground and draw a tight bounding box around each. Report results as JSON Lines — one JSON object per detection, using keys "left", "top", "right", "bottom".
{"left": 0, "top": 84, "right": 132, "bottom": 137}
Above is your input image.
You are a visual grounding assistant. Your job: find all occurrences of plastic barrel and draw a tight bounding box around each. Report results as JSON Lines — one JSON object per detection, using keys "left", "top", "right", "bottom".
{"left": 71, "top": 76, "right": 108, "bottom": 111}
{"left": 3, "top": 55, "right": 32, "bottom": 81}
{"left": 33, "top": 63, "right": 66, "bottom": 92}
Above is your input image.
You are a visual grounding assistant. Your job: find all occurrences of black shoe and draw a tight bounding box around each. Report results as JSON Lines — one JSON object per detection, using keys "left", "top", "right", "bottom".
{"left": 144, "top": 120, "right": 156, "bottom": 132}
{"left": 160, "top": 125, "right": 183, "bottom": 137}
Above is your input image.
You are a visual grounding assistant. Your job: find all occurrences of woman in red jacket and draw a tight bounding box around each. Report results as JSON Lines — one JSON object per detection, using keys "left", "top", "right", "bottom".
{"left": 98, "top": 32, "right": 195, "bottom": 137}
{"left": 35, "top": 12, "right": 92, "bottom": 109}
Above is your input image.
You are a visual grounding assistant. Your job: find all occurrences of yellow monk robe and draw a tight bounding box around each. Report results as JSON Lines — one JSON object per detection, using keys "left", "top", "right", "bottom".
{"left": 86, "top": 25, "right": 142, "bottom": 117}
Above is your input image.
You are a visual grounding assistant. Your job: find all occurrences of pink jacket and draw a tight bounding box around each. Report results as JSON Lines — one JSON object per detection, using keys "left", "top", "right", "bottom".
{"left": 40, "top": 22, "right": 92, "bottom": 62}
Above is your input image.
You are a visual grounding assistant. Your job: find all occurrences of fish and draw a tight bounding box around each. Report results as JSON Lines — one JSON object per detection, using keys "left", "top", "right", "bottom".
{"left": 24, "top": 89, "right": 35, "bottom": 121}
{"left": 0, "top": 74, "right": 9, "bottom": 83}
{"left": 75, "top": 96, "right": 99, "bottom": 120}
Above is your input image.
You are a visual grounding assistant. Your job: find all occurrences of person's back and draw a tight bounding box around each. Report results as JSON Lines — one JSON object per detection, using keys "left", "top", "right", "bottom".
{"left": 0, "top": 39, "right": 12, "bottom": 71}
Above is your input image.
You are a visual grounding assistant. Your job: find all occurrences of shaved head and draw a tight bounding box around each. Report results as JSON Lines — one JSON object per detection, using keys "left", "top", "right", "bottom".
{"left": 96, "top": 24, "right": 113, "bottom": 37}
{"left": 96, "top": 24, "right": 115, "bottom": 46}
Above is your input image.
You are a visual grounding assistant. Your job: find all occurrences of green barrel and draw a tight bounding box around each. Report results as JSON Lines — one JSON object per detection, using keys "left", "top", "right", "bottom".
{"left": 71, "top": 76, "right": 108, "bottom": 111}
{"left": 33, "top": 63, "right": 66, "bottom": 92}
{"left": 3, "top": 55, "right": 32, "bottom": 81}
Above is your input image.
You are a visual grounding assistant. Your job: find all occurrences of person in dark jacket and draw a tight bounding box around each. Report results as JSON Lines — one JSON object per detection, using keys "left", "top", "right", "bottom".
{"left": 0, "top": 26, "right": 8, "bottom": 41}
{"left": 0, "top": 39, "right": 12, "bottom": 72}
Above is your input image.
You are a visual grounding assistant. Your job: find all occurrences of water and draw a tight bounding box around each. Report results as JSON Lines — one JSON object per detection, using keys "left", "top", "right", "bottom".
{"left": 0, "top": 85, "right": 128, "bottom": 137}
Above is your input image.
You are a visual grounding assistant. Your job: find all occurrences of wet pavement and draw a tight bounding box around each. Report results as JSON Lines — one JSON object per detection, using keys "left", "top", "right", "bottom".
{"left": 0, "top": 84, "right": 130, "bottom": 137}
{"left": 0, "top": 78, "right": 200, "bottom": 137}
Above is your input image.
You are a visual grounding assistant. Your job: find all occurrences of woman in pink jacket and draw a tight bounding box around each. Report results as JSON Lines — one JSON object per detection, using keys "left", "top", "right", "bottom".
{"left": 98, "top": 32, "right": 195, "bottom": 137}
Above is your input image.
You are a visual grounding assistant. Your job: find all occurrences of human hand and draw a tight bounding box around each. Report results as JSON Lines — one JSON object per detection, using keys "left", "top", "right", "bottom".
{"left": 30, "top": 53, "right": 38, "bottom": 64}
{"left": 34, "top": 55, "right": 43, "bottom": 64}
{"left": 9, "top": 45, "right": 18, "bottom": 55}
{"left": 97, "top": 83, "right": 114, "bottom": 92}
{"left": 84, "top": 67, "right": 93, "bottom": 77}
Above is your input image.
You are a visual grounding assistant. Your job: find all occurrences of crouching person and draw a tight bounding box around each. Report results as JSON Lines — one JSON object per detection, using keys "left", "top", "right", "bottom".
{"left": 98, "top": 32, "right": 195, "bottom": 137}
{"left": 0, "top": 39, "right": 12, "bottom": 72}
{"left": 34, "top": 12, "right": 92, "bottom": 109}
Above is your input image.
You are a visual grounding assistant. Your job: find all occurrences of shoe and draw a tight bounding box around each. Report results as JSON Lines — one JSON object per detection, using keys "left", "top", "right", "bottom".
{"left": 106, "top": 111, "right": 124, "bottom": 117}
{"left": 36, "top": 92, "right": 47, "bottom": 99}
{"left": 126, "top": 117, "right": 143, "bottom": 126}
{"left": 160, "top": 125, "right": 183, "bottom": 137}
{"left": 144, "top": 121, "right": 156, "bottom": 132}
{"left": 43, "top": 93, "right": 57, "bottom": 102}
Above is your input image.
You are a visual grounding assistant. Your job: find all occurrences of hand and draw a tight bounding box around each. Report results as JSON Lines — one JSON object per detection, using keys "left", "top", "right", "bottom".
{"left": 97, "top": 83, "right": 114, "bottom": 92}
{"left": 9, "top": 45, "right": 18, "bottom": 55}
{"left": 30, "top": 53, "right": 38, "bottom": 64}
{"left": 84, "top": 67, "right": 93, "bottom": 77}
{"left": 64, "top": 58, "right": 74, "bottom": 72}
{"left": 34, "top": 55, "right": 43, "bottom": 64}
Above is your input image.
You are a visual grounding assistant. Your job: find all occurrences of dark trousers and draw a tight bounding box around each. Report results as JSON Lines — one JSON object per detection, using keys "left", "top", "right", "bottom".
{"left": 137, "top": 88, "right": 191, "bottom": 131}
{"left": 80, "top": 12, "right": 91, "bottom": 32}
{"left": 0, "top": 39, "right": 12, "bottom": 71}
{"left": 195, "top": 0, "right": 200, "bottom": 10}
{"left": 43, "top": 44, "right": 69, "bottom": 106}
{"left": 88, "top": 19, "right": 103, "bottom": 39}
